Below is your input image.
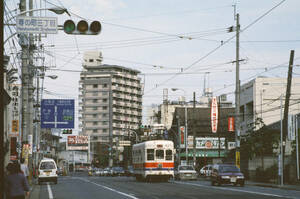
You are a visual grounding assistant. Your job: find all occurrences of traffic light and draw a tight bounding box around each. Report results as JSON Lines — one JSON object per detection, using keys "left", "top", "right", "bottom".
{"left": 63, "top": 20, "right": 101, "bottom": 35}
{"left": 62, "top": 129, "right": 72, "bottom": 134}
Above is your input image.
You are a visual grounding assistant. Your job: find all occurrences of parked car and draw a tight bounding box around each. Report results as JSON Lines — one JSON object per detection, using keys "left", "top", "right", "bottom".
{"left": 57, "top": 167, "right": 64, "bottom": 176}
{"left": 38, "top": 158, "right": 58, "bottom": 185}
{"left": 94, "top": 168, "right": 103, "bottom": 176}
{"left": 111, "top": 167, "right": 125, "bottom": 176}
{"left": 125, "top": 166, "right": 134, "bottom": 176}
{"left": 175, "top": 165, "right": 197, "bottom": 181}
{"left": 103, "top": 167, "right": 111, "bottom": 176}
{"left": 211, "top": 164, "right": 244, "bottom": 186}
{"left": 199, "top": 165, "right": 212, "bottom": 177}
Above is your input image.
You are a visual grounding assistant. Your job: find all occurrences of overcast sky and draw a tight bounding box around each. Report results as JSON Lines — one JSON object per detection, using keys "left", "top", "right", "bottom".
{"left": 4, "top": 0, "right": 300, "bottom": 133}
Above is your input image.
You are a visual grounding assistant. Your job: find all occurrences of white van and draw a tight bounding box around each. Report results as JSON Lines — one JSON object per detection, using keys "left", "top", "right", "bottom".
{"left": 38, "top": 158, "right": 58, "bottom": 184}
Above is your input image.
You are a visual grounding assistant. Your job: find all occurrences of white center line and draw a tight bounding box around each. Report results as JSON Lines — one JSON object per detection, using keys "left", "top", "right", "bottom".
{"left": 47, "top": 183, "right": 54, "bottom": 199}
{"left": 174, "top": 181, "right": 297, "bottom": 199}
{"left": 79, "top": 178, "right": 140, "bottom": 199}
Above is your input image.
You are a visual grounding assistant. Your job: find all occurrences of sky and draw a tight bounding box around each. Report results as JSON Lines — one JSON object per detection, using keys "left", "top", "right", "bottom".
{"left": 4, "top": 0, "right": 300, "bottom": 134}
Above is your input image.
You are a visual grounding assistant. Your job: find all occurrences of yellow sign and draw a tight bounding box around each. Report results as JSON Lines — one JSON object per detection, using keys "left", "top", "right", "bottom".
{"left": 12, "top": 120, "right": 19, "bottom": 132}
{"left": 236, "top": 151, "right": 240, "bottom": 168}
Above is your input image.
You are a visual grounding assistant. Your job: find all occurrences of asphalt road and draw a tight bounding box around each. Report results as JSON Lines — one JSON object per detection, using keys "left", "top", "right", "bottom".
{"left": 32, "top": 173, "right": 300, "bottom": 199}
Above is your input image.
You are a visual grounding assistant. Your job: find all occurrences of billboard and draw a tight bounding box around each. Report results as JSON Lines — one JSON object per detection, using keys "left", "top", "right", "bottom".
{"left": 211, "top": 97, "right": 218, "bottom": 133}
{"left": 67, "top": 136, "right": 88, "bottom": 150}
{"left": 196, "top": 137, "right": 225, "bottom": 149}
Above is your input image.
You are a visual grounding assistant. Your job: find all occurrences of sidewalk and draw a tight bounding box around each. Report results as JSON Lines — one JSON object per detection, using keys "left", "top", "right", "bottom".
{"left": 246, "top": 180, "right": 300, "bottom": 191}
{"left": 198, "top": 176, "right": 300, "bottom": 191}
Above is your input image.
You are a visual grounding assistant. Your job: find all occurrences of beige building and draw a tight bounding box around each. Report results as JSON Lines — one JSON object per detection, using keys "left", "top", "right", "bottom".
{"left": 240, "top": 77, "right": 300, "bottom": 134}
{"left": 78, "top": 52, "right": 143, "bottom": 147}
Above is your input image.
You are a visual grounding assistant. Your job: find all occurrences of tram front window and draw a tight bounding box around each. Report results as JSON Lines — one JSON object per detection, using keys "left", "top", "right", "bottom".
{"left": 156, "top": 150, "right": 164, "bottom": 160}
{"left": 166, "top": 150, "right": 172, "bottom": 160}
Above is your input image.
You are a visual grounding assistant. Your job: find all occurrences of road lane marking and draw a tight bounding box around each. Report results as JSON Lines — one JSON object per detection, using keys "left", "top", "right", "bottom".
{"left": 79, "top": 178, "right": 140, "bottom": 199}
{"left": 174, "top": 181, "right": 297, "bottom": 199}
{"left": 47, "top": 183, "right": 54, "bottom": 199}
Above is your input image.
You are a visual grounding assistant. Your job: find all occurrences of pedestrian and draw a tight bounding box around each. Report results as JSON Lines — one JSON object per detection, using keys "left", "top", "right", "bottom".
{"left": 20, "top": 158, "right": 29, "bottom": 181}
{"left": 5, "top": 162, "right": 30, "bottom": 199}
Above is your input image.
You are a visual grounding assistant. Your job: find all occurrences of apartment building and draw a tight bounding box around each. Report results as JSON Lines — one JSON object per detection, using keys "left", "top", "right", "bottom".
{"left": 78, "top": 52, "right": 143, "bottom": 146}
{"left": 240, "top": 77, "right": 300, "bottom": 134}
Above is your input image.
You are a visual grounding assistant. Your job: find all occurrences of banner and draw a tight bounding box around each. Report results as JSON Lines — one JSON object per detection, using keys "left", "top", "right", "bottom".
{"left": 211, "top": 97, "right": 218, "bottom": 133}
{"left": 179, "top": 126, "right": 185, "bottom": 148}
{"left": 228, "top": 117, "right": 234, "bottom": 132}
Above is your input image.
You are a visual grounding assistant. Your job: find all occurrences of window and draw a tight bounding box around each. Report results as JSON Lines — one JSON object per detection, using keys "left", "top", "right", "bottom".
{"left": 40, "top": 162, "right": 55, "bottom": 170}
{"left": 89, "top": 59, "right": 94, "bottom": 62}
{"left": 156, "top": 150, "right": 164, "bottom": 160}
{"left": 166, "top": 150, "right": 172, "bottom": 161}
{"left": 102, "top": 121, "right": 107, "bottom": 125}
{"left": 103, "top": 129, "right": 107, "bottom": 133}
{"left": 103, "top": 84, "right": 107, "bottom": 88}
{"left": 102, "top": 113, "right": 107, "bottom": 117}
{"left": 93, "top": 129, "right": 97, "bottom": 133}
{"left": 147, "top": 149, "right": 154, "bottom": 161}
{"left": 103, "top": 106, "right": 107, "bottom": 110}
{"left": 103, "top": 92, "right": 108, "bottom": 96}
{"left": 93, "top": 122, "right": 98, "bottom": 125}
{"left": 92, "top": 92, "right": 98, "bottom": 96}
{"left": 93, "top": 107, "right": 98, "bottom": 110}
{"left": 93, "top": 84, "right": 98, "bottom": 88}
{"left": 102, "top": 99, "right": 107, "bottom": 103}
{"left": 93, "top": 99, "right": 98, "bottom": 103}
{"left": 93, "top": 114, "right": 97, "bottom": 118}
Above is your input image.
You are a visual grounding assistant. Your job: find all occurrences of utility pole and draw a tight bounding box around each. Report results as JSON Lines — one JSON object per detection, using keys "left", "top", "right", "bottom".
{"left": 177, "top": 115, "right": 181, "bottom": 167}
{"left": 235, "top": 13, "right": 241, "bottom": 168}
{"left": 192, "top": 92, "right": 196, "bottom": 167}
{"left": 282, "top": 50, "right": 295, "bottom": 183}
{"left": 1, "top": 0, "right": 5, "bottom": 198}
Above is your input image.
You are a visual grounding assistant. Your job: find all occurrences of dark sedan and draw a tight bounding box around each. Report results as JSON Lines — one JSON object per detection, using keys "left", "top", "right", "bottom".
{"left": 211, "top": 164, "right": 245, "bottom": 186}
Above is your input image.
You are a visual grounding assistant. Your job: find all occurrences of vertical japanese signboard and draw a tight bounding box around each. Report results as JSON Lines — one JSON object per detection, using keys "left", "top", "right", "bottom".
{"left": 179, "top": 126, "right": 185, "bottom": 148}
{"left": 211, "top": 97, "right": 218, "bottom": 133}
{"left": 228, "top": 117, "right": 235, "bottom": 132}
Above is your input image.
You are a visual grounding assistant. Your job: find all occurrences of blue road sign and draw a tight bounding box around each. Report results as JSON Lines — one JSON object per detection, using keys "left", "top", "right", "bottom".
{"left": 41, "top": 99, "right": 74, "bottom": 129}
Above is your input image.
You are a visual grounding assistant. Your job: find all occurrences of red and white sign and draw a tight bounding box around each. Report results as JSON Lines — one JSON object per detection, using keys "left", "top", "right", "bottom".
{"left": 180, "top": 126, "right": 185, "bottom": 148}
{"left": 67, "top": 136, "right": 89, "bottom": 150}
{"left": 228, "top": 117, "right": 235, "bottom": 132}
{"left": 211, "top": 97, "right": 218, "bottom": 133}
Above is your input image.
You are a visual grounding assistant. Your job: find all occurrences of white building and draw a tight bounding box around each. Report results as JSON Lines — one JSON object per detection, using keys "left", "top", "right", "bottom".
{"left": 78, "top": 51, "right": 143, "bottom": 148}
{"left": 240, "top": 77, "right": 300, "bottom": 134}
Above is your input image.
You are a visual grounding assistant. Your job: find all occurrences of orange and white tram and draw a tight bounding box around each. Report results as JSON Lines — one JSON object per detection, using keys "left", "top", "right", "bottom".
{"left": 132, "top": 140, "right": 174, "bottom": 182}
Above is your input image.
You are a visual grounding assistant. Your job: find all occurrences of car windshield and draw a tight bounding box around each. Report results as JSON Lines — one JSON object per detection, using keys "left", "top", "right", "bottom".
{"left": 220, "top": 166, "right": 240, "bottom": 173}
{"left": 40, "top": 162, "right": 55, "bottom": 170}
{"left": 179, "top": 166, "right": 194, "bottom": 170}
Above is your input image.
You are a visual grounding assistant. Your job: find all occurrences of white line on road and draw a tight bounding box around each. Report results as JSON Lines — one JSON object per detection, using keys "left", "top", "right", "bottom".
{"left": 47, "top": 183, "right": 54, "bottom": 199}
{"left": 80, "top": 178, "right": 140, "bottom": 199}
{"left": 174, "top": 181, "right": 297, "bottom": 199}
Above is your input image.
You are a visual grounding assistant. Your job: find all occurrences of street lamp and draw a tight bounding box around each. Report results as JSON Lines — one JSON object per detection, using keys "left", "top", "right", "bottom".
{"left": 171, "top": 88, "right": 188, "bottom": 165}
